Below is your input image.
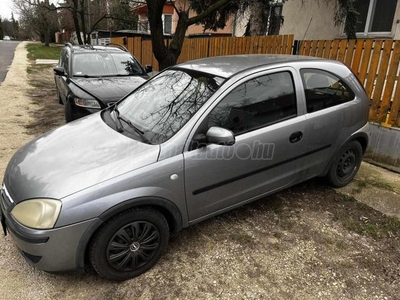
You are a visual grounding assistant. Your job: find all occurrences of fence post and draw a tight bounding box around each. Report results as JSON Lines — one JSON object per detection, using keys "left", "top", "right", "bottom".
{"left": 292, "top": 40, "right": 300, "bottom": 55}
{"left": 207, "top": 35, "right": 211, "bottom": 57}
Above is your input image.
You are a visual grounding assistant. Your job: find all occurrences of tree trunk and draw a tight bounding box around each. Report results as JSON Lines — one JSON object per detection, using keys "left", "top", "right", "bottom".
{"left": 147, "top": 0, "right": 170, "bottom": 69}
{"left": 247, "top": 1, "right": 268, "bottom": 36}
{"left": 147, "top": 0, "right": 233, "bottom": 70}
{"left": 160, "top": 11, "right": 189, "bottom": 70}
{"left": 44, "top": 28, "right": 50, "bottom": 46}
{"left": 148, "top": 3, "right": 190, "bottom": 70}
{"left": 80, "top": 0, "right": 87, "bottom": 44}
{"left": 72, "top": 0, "right": 83, "bottom": 44}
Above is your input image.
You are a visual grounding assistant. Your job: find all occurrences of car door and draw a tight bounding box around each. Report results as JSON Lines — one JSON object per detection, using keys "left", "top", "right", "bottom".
{"left": 184, "top": 69, "right": 308, "bottom": 222}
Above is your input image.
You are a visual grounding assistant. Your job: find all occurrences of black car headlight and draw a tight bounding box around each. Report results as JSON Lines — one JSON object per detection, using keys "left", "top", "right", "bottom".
{"left": 11, "top": 199, "right": 62, "bottom": 229}
{"left": 74, "top": 97, "right": 101, "bottom": 109}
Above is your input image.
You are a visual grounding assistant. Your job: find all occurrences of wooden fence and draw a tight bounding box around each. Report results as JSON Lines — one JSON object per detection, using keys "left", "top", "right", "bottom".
{"left": 111, "top": 35, "right": 294, "bottom": 72}
{"left": 298, "top": 39, "right": 400, "bottom": 127}
{"left": 111, "top": 35, "right": 400, "bottom": 128}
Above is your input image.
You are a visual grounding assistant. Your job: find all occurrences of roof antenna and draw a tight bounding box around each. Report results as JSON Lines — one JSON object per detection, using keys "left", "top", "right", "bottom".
{"left": 303, "top": 17, "right": 313, "bottom": 40}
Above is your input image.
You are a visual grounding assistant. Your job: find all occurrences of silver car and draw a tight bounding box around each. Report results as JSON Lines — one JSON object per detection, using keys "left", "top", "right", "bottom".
{"left": 0, "top": 55, "right": 369, "bottom": 280}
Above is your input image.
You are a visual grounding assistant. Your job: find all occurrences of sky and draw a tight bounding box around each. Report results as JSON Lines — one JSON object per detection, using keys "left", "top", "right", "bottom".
{"left": 0, "top": 0, "right": 18, "bottom": 20}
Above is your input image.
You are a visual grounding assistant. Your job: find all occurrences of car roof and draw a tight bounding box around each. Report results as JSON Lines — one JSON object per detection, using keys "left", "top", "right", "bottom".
{"left": 175, "top": 54, "right": 324, "bottom": 78}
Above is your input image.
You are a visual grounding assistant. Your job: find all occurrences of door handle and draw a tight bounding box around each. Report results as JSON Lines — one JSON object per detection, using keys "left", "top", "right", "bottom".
{"left": 289, "top": 131, "right": 303, "bottom": 143}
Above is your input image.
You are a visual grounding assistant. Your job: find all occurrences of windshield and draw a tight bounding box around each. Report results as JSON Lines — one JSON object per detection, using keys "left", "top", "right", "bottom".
{"left": 72, "top": 52, "right": 144, "bottom": 77}
{"left": 117, "top": 69, "right": 225, "bottom": 144}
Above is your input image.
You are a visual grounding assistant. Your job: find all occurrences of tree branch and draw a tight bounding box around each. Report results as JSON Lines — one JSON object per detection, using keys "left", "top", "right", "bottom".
{"left": 186, "top": 0, "right": 232, "bottom": 26}
{"left": 167, "top": 0, "right": 180, "bottom": 15}
{"left": 89, "top": 13, "right": 109, "bottom": 34}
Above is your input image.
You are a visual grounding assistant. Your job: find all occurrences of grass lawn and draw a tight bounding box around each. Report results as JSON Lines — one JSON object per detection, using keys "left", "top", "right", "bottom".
{"left": 26, "top": 43, "right": 61, "bottom": 61}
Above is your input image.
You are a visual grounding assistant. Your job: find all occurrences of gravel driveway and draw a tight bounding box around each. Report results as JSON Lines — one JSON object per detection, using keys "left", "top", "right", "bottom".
{"left": 0, "top": 42, "right": 399, "bottom": 300}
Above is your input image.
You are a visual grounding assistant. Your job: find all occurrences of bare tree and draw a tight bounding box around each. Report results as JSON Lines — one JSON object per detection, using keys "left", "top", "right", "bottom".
{"left": 14, "top": 0, "right": 137, "bottom": 42}
{"left": 14, "top": 0, "right": 59, "bottom": 45}
{"left": 13, "top": 0, "right": 123, "bottom": 44}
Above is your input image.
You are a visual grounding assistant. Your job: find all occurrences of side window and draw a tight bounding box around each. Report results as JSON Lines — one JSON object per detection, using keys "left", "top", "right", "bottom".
{"left": 61, "top": 50, "right": 69, "bottom": 75}
{"left": 300, "top": 69, "right": 355, "bottom": 113}
{"left": 207, "top": 72, "right": 296, "bottom": 135}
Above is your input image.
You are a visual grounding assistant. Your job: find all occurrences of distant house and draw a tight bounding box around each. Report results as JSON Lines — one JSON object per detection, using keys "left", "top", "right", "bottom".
{"left": 130, "top": 0, "right": 234, "bottom": 37}
{"left": 280, "top": 0, "right": 400, "bottom": 40}
{"left": 55, "top": 30, "right": 72, "bottom": 44}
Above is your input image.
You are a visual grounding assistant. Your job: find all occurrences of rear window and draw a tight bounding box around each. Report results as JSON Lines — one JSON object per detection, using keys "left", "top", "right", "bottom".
{"left": 300, "top": 69, "right": 355, "bottom": 113}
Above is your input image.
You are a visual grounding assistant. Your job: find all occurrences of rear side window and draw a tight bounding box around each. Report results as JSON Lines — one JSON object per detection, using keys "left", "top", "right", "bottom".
{"left": 300, "top": 69, "right": 355, "bottom": 113}
{"left": 208, "top": 71, "right": 296, "bottom": 135}
{"left": 61, "top": 49, "right": 69, "bottom": 75}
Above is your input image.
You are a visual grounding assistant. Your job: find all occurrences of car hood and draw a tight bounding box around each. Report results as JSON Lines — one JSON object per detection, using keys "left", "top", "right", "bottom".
{"left": 71, "top": 76, "right": 147, "bottom": 103}
{"left": 4, "top": 114, "right": 160, "bottom": 201}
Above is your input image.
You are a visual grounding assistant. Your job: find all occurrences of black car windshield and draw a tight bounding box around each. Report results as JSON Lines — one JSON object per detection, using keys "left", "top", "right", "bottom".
{"left": 117, "top": 69, "right": 225, "bottom": 144}
{"left": 72, "top": 52, "right": 144, "bottom": 77}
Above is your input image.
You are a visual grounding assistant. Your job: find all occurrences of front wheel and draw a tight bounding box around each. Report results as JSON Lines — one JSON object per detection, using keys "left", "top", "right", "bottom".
{"left": 326, "top": 140, "right": 363, "bottom": 187}
{"left": 89, "top": 208, "right": 169, "bottom": 281}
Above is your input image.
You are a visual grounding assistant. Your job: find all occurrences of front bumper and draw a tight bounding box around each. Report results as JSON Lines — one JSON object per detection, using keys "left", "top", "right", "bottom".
{"left": 1, "top": 189, "right": 97, "bottom": 272}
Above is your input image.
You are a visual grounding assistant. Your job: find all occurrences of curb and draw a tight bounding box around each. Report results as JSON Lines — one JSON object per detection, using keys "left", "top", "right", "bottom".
{"left": 36, "top": 59, "right": 58, "bottom": 65}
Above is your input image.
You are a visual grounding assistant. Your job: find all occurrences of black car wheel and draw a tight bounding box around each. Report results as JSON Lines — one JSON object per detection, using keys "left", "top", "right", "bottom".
{"left": 326, "top": 140, "right": 363, "bottom": 187}
{"left": 89, "top": 208, "right": 169, "bottom": 281}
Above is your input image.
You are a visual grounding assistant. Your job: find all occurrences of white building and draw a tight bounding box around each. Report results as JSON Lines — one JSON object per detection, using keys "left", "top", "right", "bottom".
{"left": 280, "top": 0, "right": 400, "bottom": 40}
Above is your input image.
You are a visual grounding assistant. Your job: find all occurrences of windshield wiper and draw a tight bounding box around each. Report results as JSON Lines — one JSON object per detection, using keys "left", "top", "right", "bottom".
{"left": 112, "top": 105, "right": 150, "bottom": 143}
{"left": 112, "top": 105, "right": 124, "bottom": 133}
{"left": 103, "top": 74, "right": 140, "bottom": 77}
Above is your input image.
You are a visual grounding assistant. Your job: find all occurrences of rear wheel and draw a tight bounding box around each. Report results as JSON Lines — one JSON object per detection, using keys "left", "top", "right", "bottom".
{"left": 89, "top": 208, "right": 169, "bottom": 281}
{"left": 326, "top": 140, "right": 363, "bottom": 187}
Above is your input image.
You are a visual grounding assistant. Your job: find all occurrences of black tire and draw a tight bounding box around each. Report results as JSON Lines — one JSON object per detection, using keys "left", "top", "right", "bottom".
{"left": 64, "top": 102, "right": 73, "bottom": 123}
{"left": 89, "top": 208, "right": 169, "bottom": 281}
{"left": 326, "top": 140, "right": 363, "bottom": 187}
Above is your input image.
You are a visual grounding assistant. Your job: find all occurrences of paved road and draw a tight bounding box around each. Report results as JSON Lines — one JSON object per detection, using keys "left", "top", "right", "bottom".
{"left": 0, "top": 41, "right": 20, "bottom": 84}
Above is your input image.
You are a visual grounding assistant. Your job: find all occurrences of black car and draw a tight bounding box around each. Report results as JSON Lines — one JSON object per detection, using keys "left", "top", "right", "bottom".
{"left": 54, "top": 43, "right": 152, "bottom": 122}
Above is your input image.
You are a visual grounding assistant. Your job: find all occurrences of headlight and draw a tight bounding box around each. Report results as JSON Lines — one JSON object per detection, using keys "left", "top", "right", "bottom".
{"left": 11, "top": 199, "right": 62, "bottom": 229}
{"left": 74, "top": 97, "right": 101, "bottom": 108}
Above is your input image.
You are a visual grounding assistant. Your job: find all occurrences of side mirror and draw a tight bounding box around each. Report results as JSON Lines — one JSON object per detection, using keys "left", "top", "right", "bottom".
{"left": 145, "top": 65, "right": 153, "bottom": 73}
{"left": 206, "top": 127, "right": 235, "bottom": 146}
{"left": 53, "top": 67, "right": 65, "bottom": 76}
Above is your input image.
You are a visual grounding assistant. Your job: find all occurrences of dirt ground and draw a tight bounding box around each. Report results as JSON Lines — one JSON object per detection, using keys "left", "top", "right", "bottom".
{"left": 0, "top": 42, "right": 399, "bottom": 300}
